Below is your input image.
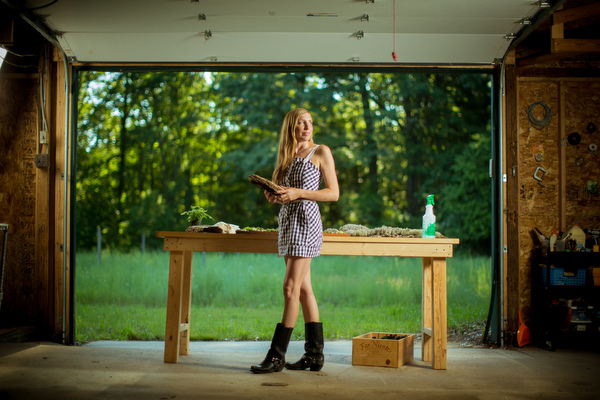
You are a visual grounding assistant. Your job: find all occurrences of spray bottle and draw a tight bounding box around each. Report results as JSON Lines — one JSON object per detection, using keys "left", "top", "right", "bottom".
{"left": 422, "top": 194, "right": 436, "bottom": 239}
{"left": 549, "top": 229, "right": 557, "bottom": 252}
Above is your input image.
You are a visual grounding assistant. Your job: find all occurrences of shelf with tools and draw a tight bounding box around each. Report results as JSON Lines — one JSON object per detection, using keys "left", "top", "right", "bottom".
{"left": 532, "top": 251, "right": 600, "bottom": 351}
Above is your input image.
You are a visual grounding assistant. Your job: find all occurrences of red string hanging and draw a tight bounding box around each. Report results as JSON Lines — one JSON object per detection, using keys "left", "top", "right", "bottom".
{"left": 392, "top": 0, "right": 397, "bottom": 61}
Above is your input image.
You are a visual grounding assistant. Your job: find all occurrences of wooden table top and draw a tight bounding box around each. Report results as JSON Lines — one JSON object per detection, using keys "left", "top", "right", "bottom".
{"left": 155, "top": 231, "right": 459, "bottom": 258}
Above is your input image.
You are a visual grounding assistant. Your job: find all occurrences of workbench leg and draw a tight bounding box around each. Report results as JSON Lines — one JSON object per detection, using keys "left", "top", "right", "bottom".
{"left": 179, "top": 251, "right": 193, "bottom": 356}
{"left": 431, "top": 258, "right": 447, "bottom": 370}
{"left": 164, "top": 251, "right": 184, "bottom": 363}
{"left": 422, "top": 257, "right": 432, "bottom": 363}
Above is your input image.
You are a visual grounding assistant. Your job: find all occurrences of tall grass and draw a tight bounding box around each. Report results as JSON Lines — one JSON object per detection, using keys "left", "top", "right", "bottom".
{"left": 75, "top": 251, "right": 490, "bottom": 342}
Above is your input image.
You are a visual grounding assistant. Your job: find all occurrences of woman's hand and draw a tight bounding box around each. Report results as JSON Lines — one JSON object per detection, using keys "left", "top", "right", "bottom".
{"left": 264, "top": 187, "right": 299, "bottom": 204}
{"left": 264, "top": 190, "right": 280, "bottom": 204}
{"left": 274, "top": 187, "right": 300, "bottom": 203}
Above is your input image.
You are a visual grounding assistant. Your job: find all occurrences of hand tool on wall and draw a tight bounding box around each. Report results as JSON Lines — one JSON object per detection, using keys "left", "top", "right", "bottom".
{"left": 533, "top": 166, "right": 546, "bottom": 187}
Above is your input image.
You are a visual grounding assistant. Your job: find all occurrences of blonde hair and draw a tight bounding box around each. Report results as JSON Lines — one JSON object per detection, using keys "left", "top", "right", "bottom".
{"left": 272, "top": 108, "right": 314, "bottom": 184}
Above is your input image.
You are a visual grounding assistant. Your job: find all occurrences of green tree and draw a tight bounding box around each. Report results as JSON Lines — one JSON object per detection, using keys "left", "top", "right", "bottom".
{"left": 76, "top": 70, "right": 492, "bottom": 254}
{"left": 439, "top": 133, "right": 492, "bottom": 253}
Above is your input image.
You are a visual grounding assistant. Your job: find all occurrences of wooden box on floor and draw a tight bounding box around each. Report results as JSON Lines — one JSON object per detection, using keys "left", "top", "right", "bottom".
{"left": 352, "top": 332, "right": 414, "bottom": 368}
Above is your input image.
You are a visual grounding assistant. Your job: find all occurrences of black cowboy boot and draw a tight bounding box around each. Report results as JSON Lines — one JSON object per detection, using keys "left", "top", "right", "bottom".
{"left": 250, "top": 323, "right": 294, "bottom": 374}
{"left": 285, "top": 322, "right": 324, "bottom": 371}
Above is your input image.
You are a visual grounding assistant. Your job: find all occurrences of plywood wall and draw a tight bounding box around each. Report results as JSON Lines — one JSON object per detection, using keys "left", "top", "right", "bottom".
{"left": 0, "top": 77, "right": 39, "bottom": 327}
{"left": 516, "top": 77, "right": 600, "bottom": 313}
{"left": 563, "top": 81, "right": 600, "bottom": 227}
{"left": 1, "top": 45, "right": 71, "bottom": 342}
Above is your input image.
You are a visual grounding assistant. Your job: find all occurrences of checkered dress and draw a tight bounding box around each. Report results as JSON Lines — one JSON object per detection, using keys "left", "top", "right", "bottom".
{"left": 278, "top": 145, "right": 323, "bottom": 258}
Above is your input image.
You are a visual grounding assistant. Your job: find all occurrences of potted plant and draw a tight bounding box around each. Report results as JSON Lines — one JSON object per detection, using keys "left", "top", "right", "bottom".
{"left": 181, "top": 206, "right": 213, "bottom": 226}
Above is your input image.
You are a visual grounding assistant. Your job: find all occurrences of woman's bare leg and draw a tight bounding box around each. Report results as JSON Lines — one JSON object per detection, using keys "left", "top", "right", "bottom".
{"left": 281, "top": 256, "right": 312, "bottom": 328}
{"left": 299, "top": 267, "right": 319, "bottom": 323}
{"left": 285, "top": 264, "right": 324, "bottom": 372}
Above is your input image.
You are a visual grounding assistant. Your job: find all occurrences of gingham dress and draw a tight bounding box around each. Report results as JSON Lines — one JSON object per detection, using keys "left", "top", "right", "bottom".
{"left": 278, "top": 145, "right": 323, "bottom": 258}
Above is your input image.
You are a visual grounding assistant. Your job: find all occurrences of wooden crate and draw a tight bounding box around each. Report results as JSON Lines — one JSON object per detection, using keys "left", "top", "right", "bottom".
{"left": 352, "top": 332, "right": 414, "bottom": 368}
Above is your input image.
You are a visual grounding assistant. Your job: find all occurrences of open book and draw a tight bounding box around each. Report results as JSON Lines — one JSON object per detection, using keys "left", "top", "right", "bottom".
{"left": 248, "top": 174, "right": 283, "bottom": 194}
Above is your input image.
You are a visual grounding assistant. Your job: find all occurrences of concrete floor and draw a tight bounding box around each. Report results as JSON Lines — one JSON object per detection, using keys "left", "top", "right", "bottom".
{"left": 1, "top": 339, "right": 599, "bottom": 400}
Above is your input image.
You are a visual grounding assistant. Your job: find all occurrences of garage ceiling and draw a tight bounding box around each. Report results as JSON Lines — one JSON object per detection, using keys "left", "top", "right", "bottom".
{"left": 19, "top": 0, "right": 552, "bottom": 65}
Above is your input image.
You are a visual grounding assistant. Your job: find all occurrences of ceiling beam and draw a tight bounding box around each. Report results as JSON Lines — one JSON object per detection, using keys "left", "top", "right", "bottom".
{"left": 71, "top": 61, "right": 495, "bottom": 72}
{"left": 0, "top": 14, "right": 14, "bottom": 45}
{"left": 548, "top": 2, "right": 600, "bottom": 59}
{"left": 516, "top": 1, "right": 600, "bottom": 67}
{"left": 504, "top": 0, "right": 568, "bottom": 60}
{"left": 552, "top": 2, "right": 600, "bottom": 25}
{"left": 552, "top": 38, "right": 600, "bottom": 54}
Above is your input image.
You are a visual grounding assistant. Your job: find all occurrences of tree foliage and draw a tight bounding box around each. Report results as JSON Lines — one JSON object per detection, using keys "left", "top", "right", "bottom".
{"left": 76, "top": 70, "right": 491, "bottom": 254}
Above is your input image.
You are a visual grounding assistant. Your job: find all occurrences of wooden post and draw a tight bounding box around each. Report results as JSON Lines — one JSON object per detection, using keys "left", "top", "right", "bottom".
{"left": 422, "top": 257, "right": 432, "bottom": 362}
{"left": 179, "top": 251, "right": 193, "bottom": 356}
{"left": 504, "top": 55, "right": 520, "bottom": 338}
{"left": 164, "top": 251, "right": 184, "bottom": 363}
{"left": 47, "top": 44, "right": 73, "bottom": 342}
{"left": 52, "top": 46, "right": 66, "bottom": 339}
{"left": 431, "top": 258, "right": 447, "bottom": 370}
{"left": 558, "top": 83, "right": 567, "bottom": 231}
{"left": 35, "top": 51, "right": 53, "bottom": 335}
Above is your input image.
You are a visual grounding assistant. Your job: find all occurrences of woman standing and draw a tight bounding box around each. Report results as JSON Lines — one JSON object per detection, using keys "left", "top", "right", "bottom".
{"left": 250, "top": 108, "right": 339, "bottom": 374}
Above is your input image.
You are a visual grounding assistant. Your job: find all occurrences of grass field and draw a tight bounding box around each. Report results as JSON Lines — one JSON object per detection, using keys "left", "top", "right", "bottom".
{"left": 75, "top": 251, "right": 490, "bottom": 342}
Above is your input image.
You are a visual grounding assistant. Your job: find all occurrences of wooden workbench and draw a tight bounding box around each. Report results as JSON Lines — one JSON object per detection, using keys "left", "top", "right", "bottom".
{"left": 155, "top": 231, "right": 459, "bottom": 370}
